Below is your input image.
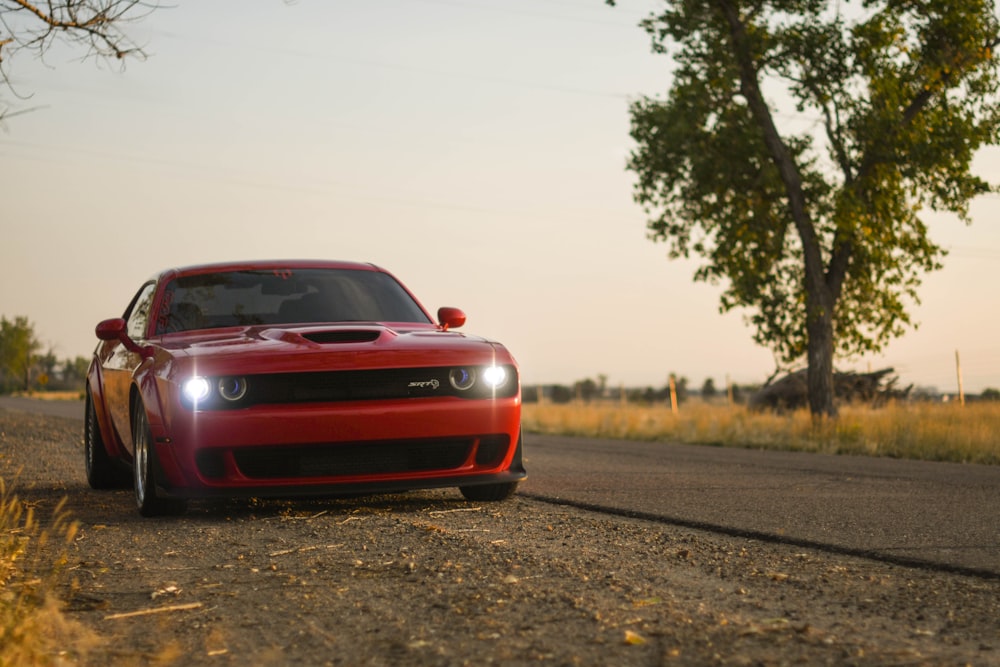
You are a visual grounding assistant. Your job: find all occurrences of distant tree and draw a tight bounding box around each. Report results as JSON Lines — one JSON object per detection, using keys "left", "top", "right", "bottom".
{"left": 0, "top": 315, "right": 41, "bottom": 392}
{"left": 62, "top": 356, "right": 90, "bottom": 384}
{"left": 44, "top": 355, "right": 91, "bottom": 391}
{"left": 911, "top": 385, "right": 942, "bottom": 401}
{"left": 610, "top": 0, "right": 1000, "bottom": 418}
{"left": 596, "top": 373, "right": 608, "bottom": 396}
{"left": 37, "top": 348, "right": 58, "bottom": 383}
{"left": 549, "top": 385, "right": 573, "bottom": 404}
{"left": 574, "top": 377, "right": 599, "bottom": 402}
{"left": 701, "top": 377, "right": 718, "bottom": 400}
{"left": 981, "top": 388, "right": 1000, "bottom": 401}
{"left": 1, "top": 1, "right": 156, "bottom": 120}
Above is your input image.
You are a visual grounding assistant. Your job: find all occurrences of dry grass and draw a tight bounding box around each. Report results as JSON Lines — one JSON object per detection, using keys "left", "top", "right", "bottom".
{"left": 523, "top": 400, "right": 1000, "bottom": 465}
{"left": 11, "top": 391, "right": 84, "bottom": 401}
{"left": 0, "top": 478, "right": 96, "bottom": 666}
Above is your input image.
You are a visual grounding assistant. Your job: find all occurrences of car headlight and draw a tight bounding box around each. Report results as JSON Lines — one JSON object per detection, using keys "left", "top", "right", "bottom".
{"left": 182, "top": 377, "right": 211, "bottom": 404}
{"left": 446, "top": 364, "right": 514, "bottom": 397}
{"left": 449, "top": 368, "right": 476, "bottom": 391}
{"left": 218, "top": 376, "right": 248, "bottom": 402}
{"left": 481, "top": 365, "right": 508, "bottom": 389}
{"left": 182, "top": 375, "right": 249, "bottom": 407}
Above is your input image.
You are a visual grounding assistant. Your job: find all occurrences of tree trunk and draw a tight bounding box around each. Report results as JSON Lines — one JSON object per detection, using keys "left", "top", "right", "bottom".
{"left": 717, "top": 0, "right": 839, "bottom": 419}
{"left": 806, "top": 293, "right": 837, "bottom": 418}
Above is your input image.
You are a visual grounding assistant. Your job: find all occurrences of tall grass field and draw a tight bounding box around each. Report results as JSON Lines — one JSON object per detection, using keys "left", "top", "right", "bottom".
{"left": 522, "top": 400, "right": 1000, "bottom": 465}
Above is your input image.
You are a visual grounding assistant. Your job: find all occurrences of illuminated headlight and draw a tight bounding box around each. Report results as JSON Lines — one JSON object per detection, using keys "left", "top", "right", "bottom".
{"left": 448, "top": 364, "right": 515, "bottom": 397}
{"left": 481, "top": 365, "right": 508, "bottom": 389}
{"left": 181, "top": 375, "right": 249, "bottom": 409}
{"left": 182, "top": 377, "right": 211, "bottom": 403}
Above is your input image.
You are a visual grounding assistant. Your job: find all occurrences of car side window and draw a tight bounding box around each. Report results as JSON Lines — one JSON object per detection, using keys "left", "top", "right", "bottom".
{"left": 126, "top": 282, "right": 158, "bottom": 341}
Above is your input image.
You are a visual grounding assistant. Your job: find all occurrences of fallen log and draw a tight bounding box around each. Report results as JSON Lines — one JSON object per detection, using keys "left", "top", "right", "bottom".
{"left": 749, "top": 368, "right": 911, "bottom": 412}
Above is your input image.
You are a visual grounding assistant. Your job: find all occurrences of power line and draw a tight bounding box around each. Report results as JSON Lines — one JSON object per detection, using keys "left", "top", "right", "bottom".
{"left": 405, "top": 0, "right": 650, "bottom": 28}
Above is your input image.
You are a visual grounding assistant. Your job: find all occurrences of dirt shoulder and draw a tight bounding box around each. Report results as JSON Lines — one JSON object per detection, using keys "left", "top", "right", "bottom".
{"left": 2, "top": 408, "right": 998, "bottom": 666}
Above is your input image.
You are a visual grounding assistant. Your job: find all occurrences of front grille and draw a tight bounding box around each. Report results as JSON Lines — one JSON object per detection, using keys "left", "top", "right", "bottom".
{"left": 253, "top": 368, "right": 448, "bottom": 403}
{"left": 193, "top": 365, "right": 518, "bottom": 409}
{"left": 230, "top": 438, "right": 475, "bottom": 479}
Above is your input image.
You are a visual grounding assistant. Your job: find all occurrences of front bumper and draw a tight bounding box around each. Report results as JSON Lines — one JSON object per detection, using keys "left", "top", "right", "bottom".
{"left": 150, "top": 396, "right": 523, "bottom": 498}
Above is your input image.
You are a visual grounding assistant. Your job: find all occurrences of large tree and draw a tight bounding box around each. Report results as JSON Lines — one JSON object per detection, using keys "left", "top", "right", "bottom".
{"left": 611, "top": 0, "right": 1000, "bottom": 416}
{"left": 0, "top": 0, "right": 152, "bottom": 119}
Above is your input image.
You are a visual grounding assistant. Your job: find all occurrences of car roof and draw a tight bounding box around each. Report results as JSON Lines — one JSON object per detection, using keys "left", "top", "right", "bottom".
{"left": 154, "top": 260, "right": 385, "bottom": 282}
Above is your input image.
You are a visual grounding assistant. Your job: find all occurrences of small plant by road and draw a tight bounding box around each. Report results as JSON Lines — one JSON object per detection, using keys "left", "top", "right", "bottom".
{"left": 0, "top": 480, "right": 90, "bottom": 666}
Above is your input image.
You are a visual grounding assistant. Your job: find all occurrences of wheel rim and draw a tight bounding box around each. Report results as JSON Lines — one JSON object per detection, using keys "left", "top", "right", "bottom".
{"left": 134, "top": 412, "right": 149, "bottom": 506}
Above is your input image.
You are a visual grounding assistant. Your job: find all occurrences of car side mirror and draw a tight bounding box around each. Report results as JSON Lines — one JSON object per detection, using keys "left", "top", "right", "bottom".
{"left": 95, "top": 318, "right": 127, "bottom": 341}
{"left": 437, "top": 307, "right": 466, "bottom": 331}
{"left": 95, "top": 318, "right": 154, "bottom": 358}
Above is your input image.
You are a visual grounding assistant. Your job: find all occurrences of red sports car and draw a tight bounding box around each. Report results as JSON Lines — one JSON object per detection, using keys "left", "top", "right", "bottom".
{"left": 85, "top": 260, "right": 524, "bottom": 516}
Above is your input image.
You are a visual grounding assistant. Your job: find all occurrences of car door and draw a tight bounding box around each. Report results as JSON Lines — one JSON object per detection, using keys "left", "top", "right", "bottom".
{"left": 101, "top": 281, "right": 157, "bottom": 456}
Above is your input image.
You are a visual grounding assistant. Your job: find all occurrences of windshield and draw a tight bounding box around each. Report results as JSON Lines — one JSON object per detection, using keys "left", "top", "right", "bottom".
{"left": 154, "top": 268, "right": 432, "bottom": 334}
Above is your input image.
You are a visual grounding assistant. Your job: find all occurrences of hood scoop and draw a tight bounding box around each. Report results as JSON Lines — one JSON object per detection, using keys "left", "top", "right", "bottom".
{"left": 302, "top": 330, "right": 381, "bottom": 344}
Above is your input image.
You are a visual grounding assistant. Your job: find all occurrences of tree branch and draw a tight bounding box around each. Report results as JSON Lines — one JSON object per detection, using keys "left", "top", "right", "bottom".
{"left": 1, "top": 1, "right": 151, "bottom": 77}
{"left": 714, "top": 0, "right": 829, "bottom": 303}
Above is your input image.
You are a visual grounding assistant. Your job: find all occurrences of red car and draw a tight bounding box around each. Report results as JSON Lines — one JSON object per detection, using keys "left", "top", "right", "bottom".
{"left": 85, "top": 260, "right": 524, "bottom": 516}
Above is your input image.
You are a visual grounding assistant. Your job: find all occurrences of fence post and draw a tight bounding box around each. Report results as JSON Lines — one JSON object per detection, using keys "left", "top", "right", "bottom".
{"left": 956, "top": 350, "right": 965, "bottom": 407}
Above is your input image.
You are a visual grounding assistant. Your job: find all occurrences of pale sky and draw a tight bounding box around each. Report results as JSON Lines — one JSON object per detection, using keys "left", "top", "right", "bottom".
{"left": 1, "top": 0, "right": 998, "bottom": 394}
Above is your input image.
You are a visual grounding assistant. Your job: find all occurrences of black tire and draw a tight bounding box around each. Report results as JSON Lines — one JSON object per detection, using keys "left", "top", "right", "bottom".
{"left": 85, "top": 390, "right": 129, "bottom": 489}
{"left": 132, "top": 405, "right": 186, "bottom": 517}
{"left": 459, "top": 481, "right": 519, "bottom": 502}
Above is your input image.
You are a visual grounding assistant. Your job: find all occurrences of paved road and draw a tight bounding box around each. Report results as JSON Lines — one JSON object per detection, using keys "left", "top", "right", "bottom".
{"left": 520, "top": 434, "right": 1000, "bottom": 577}
{"left": 0, "top": 396, "right": 84, "bottom": 420}
{"left": 5, "top": 397, "right": 997, "bottom": 577}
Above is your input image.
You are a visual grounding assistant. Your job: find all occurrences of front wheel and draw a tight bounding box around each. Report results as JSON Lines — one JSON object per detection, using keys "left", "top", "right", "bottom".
{"left": 131, "top": 406, "right": 186, "bottom": 517}
{"left": 85, "top": 390, "right": 129, "bottom": 489}
{"left": 459, "top": 481, "right": 519, "bottom": 502}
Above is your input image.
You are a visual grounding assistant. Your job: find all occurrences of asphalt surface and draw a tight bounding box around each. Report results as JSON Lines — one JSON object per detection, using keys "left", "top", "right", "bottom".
{"left": 0, "top": 395, "right": 85, "bottom": 420}
{"left": 520, "top": 434, "right": 1000, "bottom": 577}
{"left": 4, "top": 396, "right": 997, "bottom": 577}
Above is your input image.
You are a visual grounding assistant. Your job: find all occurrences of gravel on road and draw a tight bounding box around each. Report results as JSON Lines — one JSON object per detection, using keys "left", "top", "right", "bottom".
{"left": 2, "top": 407, "right": 998, "bottom": 666}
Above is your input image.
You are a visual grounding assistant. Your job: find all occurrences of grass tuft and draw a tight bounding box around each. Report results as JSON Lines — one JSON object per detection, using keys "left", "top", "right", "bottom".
{"left": 0, "top": 478, "right": 96, "bottom": 666}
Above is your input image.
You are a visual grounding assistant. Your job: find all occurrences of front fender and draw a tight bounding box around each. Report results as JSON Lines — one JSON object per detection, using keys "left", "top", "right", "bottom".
{"left": 87, "top": 360, "right": 127, "bottom": 460}
{"left": 131, "top": 357, "right": 168, "bottom": 439}
{"left": 130, "top": 358, "right": 188, "bottom": 492}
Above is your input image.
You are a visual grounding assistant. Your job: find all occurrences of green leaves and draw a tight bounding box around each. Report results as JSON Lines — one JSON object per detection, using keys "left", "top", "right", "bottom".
{"left": 624, "top": 0, "right": 999, "bottom": 368}
{"left": 0, "top": 316, "right": 41, "bottom": 393}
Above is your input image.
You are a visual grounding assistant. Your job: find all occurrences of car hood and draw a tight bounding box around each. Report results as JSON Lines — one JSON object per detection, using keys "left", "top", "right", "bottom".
{"left": 151, "top": 323, "right": 514, "bottom": 376}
